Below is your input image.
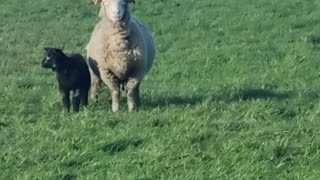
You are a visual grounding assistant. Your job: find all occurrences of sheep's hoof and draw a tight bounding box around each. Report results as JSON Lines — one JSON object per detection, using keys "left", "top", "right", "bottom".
{"left": 112, "top": 103, "right": 119, "bottom": 112}
{"left": 128, "top": 106, "right": 139, "bottom": 112}
{"left": 90, "top": 94, "right": 98, "bottom": 102}
{"left": 128, "top": 103, "right": 137, "bottom": 112}
{"left": 112, "top": 108, "right": 119, "bottom": 112}
{"left": 91, "top": 98, "right": 98, "bottom": 104}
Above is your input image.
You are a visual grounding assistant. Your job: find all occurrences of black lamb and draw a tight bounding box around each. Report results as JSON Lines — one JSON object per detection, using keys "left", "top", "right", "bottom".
{"left": 41, "top": 47, "right": 91, "bottom": 112}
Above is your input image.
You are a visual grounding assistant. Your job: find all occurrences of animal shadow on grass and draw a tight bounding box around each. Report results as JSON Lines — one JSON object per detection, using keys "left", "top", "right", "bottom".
{"left": 61, "top": 174, "right": 77, "bottom": 180}
{"left": 142, "top": 88, "right": 291, "bottom": 108}
{"left": 142, "top": 89, "right": 292, "bottom": 108}
{"left": 0, "top": 122, "right": 9, "bottom": 130}
{"left": 231, "top": 88, "right": 293, "bottom": 101}
{"left": 304, "top": 91, "right": 320, "bottom": 102}
{"left": 102, "top": 139, "right": 144, "bottom": 155}
{"left": 307, "top": 35, "right": 320, "bottom": 45}
{"left": 143, "top": 95, "right": 204, "bottom": 108}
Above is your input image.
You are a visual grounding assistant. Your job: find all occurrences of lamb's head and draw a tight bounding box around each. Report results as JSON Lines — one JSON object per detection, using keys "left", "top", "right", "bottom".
{"left": 93, "top": 0, "right": 135, "bottom": 22}
{"left": 41, "top": 48, "right": 67, "bottom": 71}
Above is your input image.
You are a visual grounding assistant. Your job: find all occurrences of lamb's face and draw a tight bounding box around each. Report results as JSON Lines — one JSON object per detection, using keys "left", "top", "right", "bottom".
{"left": 41, "top": 48, "right": 63, "bottom": 71}
{"left": 95, "top": 0, "right": 135, "bottom": 22}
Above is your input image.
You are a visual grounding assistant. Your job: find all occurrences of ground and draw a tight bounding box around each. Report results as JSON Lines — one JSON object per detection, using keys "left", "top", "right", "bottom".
{"left": 1, "top": 0, "right": 320, "bottom": 179}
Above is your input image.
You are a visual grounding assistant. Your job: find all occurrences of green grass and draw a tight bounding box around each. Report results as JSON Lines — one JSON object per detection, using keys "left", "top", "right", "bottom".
{"left": 1, "top": 0, "right": 320, "bottom": 179}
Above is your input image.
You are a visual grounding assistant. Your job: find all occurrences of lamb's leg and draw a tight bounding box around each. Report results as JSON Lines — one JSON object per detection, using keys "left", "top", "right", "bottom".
{"left": 100, "top": 69, "right": 120, "bottom": 112}
{"left": 72, "top": 89, "right": 81, "bottom": 112}
{"left": 126, "top": 78, "right": 141, "bottom": 112}
{"left": 59, "top": 88, "right": 70, "bottom": 112}
{"left": 80, "top": 88, "right": 89, "bottom": 107}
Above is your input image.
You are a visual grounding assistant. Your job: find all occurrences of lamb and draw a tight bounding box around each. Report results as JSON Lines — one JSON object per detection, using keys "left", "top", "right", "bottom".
{"left": 86, "top": 0, "right": 155, "bottom": 112}
{"left": 41, "top": 48, "right": 91, "bottom": 112}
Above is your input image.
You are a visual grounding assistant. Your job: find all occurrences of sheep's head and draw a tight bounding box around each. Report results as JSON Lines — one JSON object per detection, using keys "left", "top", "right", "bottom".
{"left": 93, "top": 0, "right": 135, "bottom": 22}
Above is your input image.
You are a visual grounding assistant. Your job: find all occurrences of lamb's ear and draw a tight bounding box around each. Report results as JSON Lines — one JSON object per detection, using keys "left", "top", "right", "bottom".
{"left": 55, "top": 47, "right": 63, "bottom": 51}
{"left": 92, "top": 0, "right": 103, "bottom": 5}
{"left": 125, "top": 0, "right": 135, "bottom": 4}
{"left": 44, "top": 47, "right": 62, "bottom": 53}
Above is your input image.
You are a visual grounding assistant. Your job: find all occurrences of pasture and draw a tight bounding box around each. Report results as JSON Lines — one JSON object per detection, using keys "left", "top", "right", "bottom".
{"left": 1, "top": 0, "right": 320, "bottom": 179}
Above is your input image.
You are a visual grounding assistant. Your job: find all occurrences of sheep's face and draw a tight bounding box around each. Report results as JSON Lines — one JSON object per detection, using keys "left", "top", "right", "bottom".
{"left": 41, "top": 48, "right": 63, "bottom": 71}
{"left": 96, "top": 0, "right": 135, "bottom": 22}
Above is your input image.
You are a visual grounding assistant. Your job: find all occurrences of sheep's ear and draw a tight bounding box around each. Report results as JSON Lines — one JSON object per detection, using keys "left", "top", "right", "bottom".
{"left": 93, "top": 0, "right": 103, "bottom": 5}
{"left": 98, "top": 6, "right": 107, "bottom": 17}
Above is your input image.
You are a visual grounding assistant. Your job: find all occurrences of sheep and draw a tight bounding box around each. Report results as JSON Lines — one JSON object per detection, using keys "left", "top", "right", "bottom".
{"left": 86, "top": 0, "right": 155, "bottom": 112}
{"left": 41, "top": 48, "right": 91, "bottom": 112}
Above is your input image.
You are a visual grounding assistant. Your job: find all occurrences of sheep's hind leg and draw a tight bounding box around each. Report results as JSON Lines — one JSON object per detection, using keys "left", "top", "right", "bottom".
{"left": 100, "top": 70, "right": 120, "bottom": 112}
{"left": 72, "top": 89, "right": 81, "bottom": 112}
{"left": 126, "top": 78, "right": 141, "bottom": 112}
{"left": 90, "top": 74, "right": 102, "bottom": 103}
{"left": 88, "top": 58, "right": 102, "bottom": 103}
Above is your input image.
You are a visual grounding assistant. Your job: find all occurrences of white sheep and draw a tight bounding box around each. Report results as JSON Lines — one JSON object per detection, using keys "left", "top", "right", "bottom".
{"left": 86, "top": 0, "right": 155, "bottom": 112}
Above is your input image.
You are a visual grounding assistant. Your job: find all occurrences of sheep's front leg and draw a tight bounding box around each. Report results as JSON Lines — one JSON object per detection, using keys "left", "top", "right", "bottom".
{"left": 100, "top": 69, "right": 120, "bottom": 112}
{"left": 72, "top": 89, "right": 81, "bottom": 112}
{"left": 126, "top": 78, "right": 141, "bottom": 112}
{"left": 59, "top": 88, "right": 70, "bottom": 112}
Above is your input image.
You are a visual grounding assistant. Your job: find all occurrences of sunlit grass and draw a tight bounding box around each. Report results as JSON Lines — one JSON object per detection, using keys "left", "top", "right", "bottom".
{"left": 1, "top": 0, "right": 320, "bottom": 179}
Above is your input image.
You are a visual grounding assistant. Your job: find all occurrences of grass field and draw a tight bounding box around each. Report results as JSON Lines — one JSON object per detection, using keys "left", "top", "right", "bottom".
{"left": 1, "top": 0, "right": 320, "bottom": 179}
